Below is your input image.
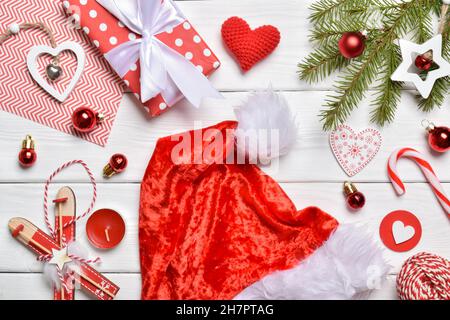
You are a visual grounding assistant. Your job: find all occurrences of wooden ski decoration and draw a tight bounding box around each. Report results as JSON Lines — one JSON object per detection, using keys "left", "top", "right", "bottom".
{"left": 8, "top": 217, "right": 119, "bottom": 300}
{"left": 53, "top": 187, "right": 76, "bottom": 300}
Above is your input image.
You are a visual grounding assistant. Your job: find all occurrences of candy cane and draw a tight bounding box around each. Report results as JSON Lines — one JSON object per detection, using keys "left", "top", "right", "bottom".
{"left": 388, "top": 147, "right": 450, "bottom": 218}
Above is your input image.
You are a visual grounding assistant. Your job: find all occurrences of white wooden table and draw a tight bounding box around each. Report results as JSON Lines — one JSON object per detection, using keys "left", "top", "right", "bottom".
{"left": 0, "top": 0, "right": 449, "bottom": 300}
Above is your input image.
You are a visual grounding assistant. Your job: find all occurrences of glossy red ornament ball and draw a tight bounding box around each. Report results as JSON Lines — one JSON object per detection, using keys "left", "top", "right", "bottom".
{"left": 18, "top": 149, "right": 37, "bottom": 167}
{"left": 415, "top": 54, "right": 433, "bottom": 71}
{"left": 18, "top": 135, "right": 37, "bottom": 167}
{"left": 427, "top": 125, "right": 450, "bottom": 153}
{"left": 347, "top": 191, "right": 366, "bottom": 210}
{"left": 344, "top": 181, "right": 365, "bottom": 210}
{"left": 103, "top": 154, "right": 128, "bottom": 178}
{"left": 110, "top": 154, "right": 128, "bottom": 172}
{"left": 72, "top": 107, "right": 103, "bottom": 133}
{"left": 338, "top": 32, "right": 366, "bottom": 59}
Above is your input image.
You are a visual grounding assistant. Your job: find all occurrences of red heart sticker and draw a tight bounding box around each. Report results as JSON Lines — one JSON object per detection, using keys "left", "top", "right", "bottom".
{"left": 379, "top": 210, "right": 422, "bottom": 252}
{"left": 221, "top": 17, "right": 280, "bottom": 72}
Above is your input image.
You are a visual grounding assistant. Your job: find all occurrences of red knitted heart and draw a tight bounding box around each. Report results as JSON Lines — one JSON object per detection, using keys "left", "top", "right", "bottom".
{"left": 221, "top": 17, "right": 280, "bottom": 72}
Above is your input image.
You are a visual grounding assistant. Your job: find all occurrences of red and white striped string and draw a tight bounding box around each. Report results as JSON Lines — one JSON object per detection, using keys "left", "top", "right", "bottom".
{"left": 388, "top": 147, "right": 450, "bottom": 218}
{"left": 40, "top": 160, "right": 99, "bottom": 290}
{"left": 43, "top": 160, "right": 97, "bottom": 240}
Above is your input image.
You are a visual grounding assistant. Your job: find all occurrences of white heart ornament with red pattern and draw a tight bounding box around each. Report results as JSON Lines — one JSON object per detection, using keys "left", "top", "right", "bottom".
{"left": 329, "top": 125, "right": 382, "bottom": 177}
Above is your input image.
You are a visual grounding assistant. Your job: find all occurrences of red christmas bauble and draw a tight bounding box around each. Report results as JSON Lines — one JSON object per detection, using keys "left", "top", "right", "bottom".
{"left": 415, "top": 54, "right": 433, "bottom": 71}
{"left": 110, "top": 154, "right": 128, "bottom": 172}
{"left": 103, "top": 154, "right": 128, "bottom": 178}
{"left": 343, "top": 181, "right": 365, "bottom": 210}
{"left": 72, "top": 107, "right": 102, "bottom": 133}
{"left": 338, "top": 32, "right": 365, "bottom": 59}
{"left": 347, "top": 191, "right": 366, "bottom": 210}
{"left": 18, "top": 149, "right": 37, "bottom": 167}
{"left": 428, "top": 126, "right": 450, "bottom": 153}
{"left": 18, "top": 135, "right": 37, "bottom": 168}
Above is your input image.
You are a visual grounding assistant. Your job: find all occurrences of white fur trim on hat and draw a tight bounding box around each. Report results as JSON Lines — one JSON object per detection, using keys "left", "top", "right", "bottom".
{"left": 234, "top": 224, "right": 390, "bottom": 300}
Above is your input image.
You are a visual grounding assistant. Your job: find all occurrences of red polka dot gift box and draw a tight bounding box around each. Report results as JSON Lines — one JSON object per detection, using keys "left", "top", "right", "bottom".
{"left": 65, "top": 0, "right": 221, "bottom": 117}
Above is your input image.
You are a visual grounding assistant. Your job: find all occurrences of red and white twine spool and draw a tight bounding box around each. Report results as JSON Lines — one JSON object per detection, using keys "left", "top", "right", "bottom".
{"left": 388, "top": 148, "right": 450, "bottom": 218}
{"left": 397, "top": 252, "right": 450, "bottom": 300}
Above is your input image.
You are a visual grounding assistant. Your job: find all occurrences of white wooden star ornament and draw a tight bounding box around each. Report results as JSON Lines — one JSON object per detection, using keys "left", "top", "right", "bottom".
{"left": 391, "top": 34, "right": 450, "bottom": 99}
{"left": 48, "top": 247, "right": 72, "bottom": 270}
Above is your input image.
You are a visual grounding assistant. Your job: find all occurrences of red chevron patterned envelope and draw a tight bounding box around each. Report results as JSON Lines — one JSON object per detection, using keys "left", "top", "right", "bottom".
{"left": 0, "top": 0, "right": 124, "bottom": 146}
{"left": 66, "top": 0, "right": 221, "bottom": 117}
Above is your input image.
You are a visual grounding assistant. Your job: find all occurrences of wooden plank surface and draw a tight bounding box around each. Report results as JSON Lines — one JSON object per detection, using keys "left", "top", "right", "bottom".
{"left": 0, "top": 91, "right": 448, "bottom": 183}
{"left": 0, "top": 273, "right": 399, "bottom": 300}
{"left": 1, "top": 183, "right": 449, "bottom": 272}
{"left": 0, "top": 0, "right": 449, "bottom": 300}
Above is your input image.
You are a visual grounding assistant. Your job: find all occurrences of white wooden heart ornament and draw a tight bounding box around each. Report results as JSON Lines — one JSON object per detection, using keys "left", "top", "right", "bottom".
{"left": 27, "top": 41, "right": 85, "bottom": 103}
{"left": 392, "top": 221, "right": 415, "bottom": 245}
{"left": 329, "top": 124, "right": 382, "bottom": 177}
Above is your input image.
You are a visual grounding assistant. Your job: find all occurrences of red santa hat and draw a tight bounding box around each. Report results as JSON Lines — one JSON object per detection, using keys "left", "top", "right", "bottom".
{"left": 139, "top": 89, "right": 389, "bottom": 300}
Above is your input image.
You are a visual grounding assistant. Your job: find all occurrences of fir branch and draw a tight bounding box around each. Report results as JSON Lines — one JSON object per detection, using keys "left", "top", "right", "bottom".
{"left": 413, "top": 4, "right": 433, "bottom": 43}
{"left": 418, "top": 78, "right": 448, "bottom": 111}
{"left": 372, "top": 0, "right": 408, "bottom": 11}
{"left": 301, "top": 0, "right": 446, "bottom": 129}
{"left": 309, "top": 0, "right": 351, "bottom": 24}
{"left": 431, "top": 0, "right": 444, "bottom": 16}
{"left": 301, "top": 13, "right": 369, "bottom": 82}
{"left": 370, "top": 44, "right": 403, "bottom": 126}
{"left": 320, "top": 0, "right": 432, "bottom": 130}
{"left": 442, "top": 13, "right": 449, "bottom": 60}
{"left": 298, "top": 45, "right": 349, "bottom": 83}
{"left": 320, "top": 42, "right": 384, "bottom": 130}
{"left": 378, "top": 1, "right": 421, "bottom": 38}
{"left": 310, "top": 19, "right": 368, "bottom": 46}
{"left": 309, "top": 0, "right": 372, "bottom": 25}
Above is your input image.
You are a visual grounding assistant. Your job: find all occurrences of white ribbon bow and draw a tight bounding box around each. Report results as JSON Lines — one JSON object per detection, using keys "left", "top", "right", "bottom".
{"left": 97, "top": 0, "right": 222, "bottom": 107}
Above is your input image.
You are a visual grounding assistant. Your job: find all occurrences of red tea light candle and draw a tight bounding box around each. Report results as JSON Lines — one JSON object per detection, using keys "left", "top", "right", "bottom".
{"left": 86, "top": 209, "right": 125, "bottom": 249}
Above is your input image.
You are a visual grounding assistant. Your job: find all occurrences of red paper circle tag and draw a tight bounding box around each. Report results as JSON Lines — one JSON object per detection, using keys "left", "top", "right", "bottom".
{"left": 379, "top": 210, "right": 422, "bottom": 252}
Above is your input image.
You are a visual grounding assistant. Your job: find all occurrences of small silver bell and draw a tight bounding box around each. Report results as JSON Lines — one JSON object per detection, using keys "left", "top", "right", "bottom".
{"left": 46, "top": 64, "right": 62, "bottom": 81}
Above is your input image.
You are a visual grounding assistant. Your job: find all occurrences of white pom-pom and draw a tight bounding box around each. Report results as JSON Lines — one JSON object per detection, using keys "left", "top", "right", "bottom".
{"left": 9, "top": 23, "right": 20, "bottom": 34}
{"left": 235, "top": 87, "right": 298, "bottom": 164}
{"left": 443, "top": 0, "right": 450, "bottom": 5}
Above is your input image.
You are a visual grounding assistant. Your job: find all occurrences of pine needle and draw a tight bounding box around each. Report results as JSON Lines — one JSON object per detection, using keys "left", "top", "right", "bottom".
{"left": 298, "top": 45, "right": 349, "bottom": 83}
{"left": 320, "top": 41, "right": 384, "bottom": 130}
{"left": 418, "top": 20, "right": 450, "bottom": 111}
{"left": 370, "top": 44, "right": 403, "bottom": 126}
